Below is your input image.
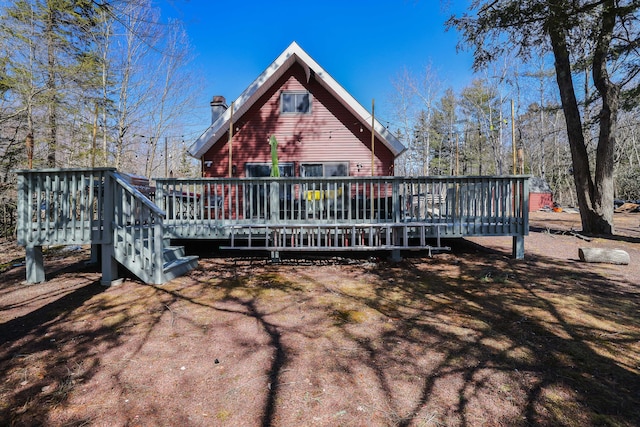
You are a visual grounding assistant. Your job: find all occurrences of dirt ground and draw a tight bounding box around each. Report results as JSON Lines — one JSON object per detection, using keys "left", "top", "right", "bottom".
{"left": 1, "top": 211, "right": 639, "bottom": 427}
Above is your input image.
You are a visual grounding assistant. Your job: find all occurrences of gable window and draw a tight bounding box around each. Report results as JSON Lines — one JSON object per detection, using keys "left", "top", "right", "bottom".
{"left": 281, "top": 91, "right": 311, "bottom": 114}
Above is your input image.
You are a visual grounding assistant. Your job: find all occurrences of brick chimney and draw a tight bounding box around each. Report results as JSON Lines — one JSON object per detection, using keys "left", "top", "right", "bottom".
{"left": 210, "top": 95, "right": 228, "bottom": 124}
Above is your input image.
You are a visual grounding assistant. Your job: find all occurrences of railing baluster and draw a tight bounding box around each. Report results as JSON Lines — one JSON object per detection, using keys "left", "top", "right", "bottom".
{"left": 46, "top": 174, "right": 53, "bottom": 242}
{"left": 70, "top": 173, "right": 77, "bottom": 243}
{"left": 95, "top": 173, "right": 102, "bottom": 241}
{"left": 80, "top": 174, "right": 87, "bottom": 242}
{"left": 231, "top": 180, "right": 236, "bottom": 221}
{"left": 33, "top": 174, "right": 41, "bottom": 244}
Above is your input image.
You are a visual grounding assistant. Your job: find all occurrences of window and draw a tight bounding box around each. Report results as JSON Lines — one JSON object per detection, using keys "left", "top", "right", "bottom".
{"left": 300, "top": 162, "right": 349, "bottom": 177}
{"left": 246, "top": 163, "right": 294, "bottom": 177}
{"left": 300, "top": 162, "right": 350, "bottom": 219}
{"left": 281, "top": 91, "right": 311, "bottom": 114}
{"left": 244, "top": 163, "right": 294, "bottom": 219}
{"left": 299, "top": 164, "right": 323, "bottom": 177}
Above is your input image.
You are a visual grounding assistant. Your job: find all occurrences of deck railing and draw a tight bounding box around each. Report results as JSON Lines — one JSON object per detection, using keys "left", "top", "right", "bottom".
{"left": 155, "top": 175, "right": 530, "bottom": 240}
{"left": 15, "top": 170, "right": 529, "bottom": 280}
{"left": 16, "top": 168, "right": 114, "bottom": 247}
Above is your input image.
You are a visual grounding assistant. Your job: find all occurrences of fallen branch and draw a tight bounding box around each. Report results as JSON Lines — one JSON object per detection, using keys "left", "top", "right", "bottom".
{"left": 570, "top": 231, "right": 592, "bottom": 242}
{"left": 164, "top": 304, "right": 176, "bottom": 327}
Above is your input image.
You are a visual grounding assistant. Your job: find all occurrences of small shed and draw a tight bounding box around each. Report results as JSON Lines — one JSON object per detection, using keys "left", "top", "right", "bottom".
{"left": 529, "top": 177, "right": 553, "bottom": 211}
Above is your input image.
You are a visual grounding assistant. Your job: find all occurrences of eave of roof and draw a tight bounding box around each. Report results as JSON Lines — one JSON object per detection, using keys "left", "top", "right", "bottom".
{"left": 188, "top": 41, "right": 406, "bottom": 159}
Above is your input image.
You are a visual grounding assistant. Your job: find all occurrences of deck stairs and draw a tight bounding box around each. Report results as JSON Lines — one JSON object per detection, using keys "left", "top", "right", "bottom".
{"left": 112, "top": 233, "right": 198, "bottom": 285}
{"left": 16, "top": 168, "right": 198, "bottom": 286}
{"left": 162, "top": 245, "right": 199, "bottom": 281}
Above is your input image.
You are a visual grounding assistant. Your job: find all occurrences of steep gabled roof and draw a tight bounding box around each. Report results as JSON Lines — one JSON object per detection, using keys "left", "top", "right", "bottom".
{"left": 188, "top": 41, "right": 406, "bottom": 159}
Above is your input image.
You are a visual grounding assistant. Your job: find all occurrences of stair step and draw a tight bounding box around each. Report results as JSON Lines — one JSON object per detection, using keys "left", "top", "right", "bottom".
{"left": 163, "top": 245, "right": 186, "bottom": 262}
{"left": 163, "top": 255, "right": 199, "bottom": 282}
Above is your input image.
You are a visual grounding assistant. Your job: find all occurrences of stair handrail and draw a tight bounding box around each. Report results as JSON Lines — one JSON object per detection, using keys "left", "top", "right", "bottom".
{"left": 111, "top": 172, "right": 165, "bottom": 217}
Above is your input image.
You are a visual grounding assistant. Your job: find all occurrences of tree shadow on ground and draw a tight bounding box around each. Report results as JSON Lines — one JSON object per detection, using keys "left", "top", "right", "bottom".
{"left": 361, "top": 244, "right": 640, "bottom": 426}
{"left": 0, "top": 258, "right": 184, "bottom": 426}
{"left": 178, "top": 241, "right": 639, "bottom": 426}
{"left": 0, "top": 278, "right": 107, "bottom": 425}
{"left": 1, "top": 240, "right": 638, "bottom": 426}
{"left": 529, "top": 225, "right": 640, "bottom": 245}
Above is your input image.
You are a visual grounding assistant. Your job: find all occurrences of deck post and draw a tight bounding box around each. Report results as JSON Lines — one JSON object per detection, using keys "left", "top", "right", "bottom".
{"left": 269, "top": 181, "right": 280, "bottom": 261}
{"left": 269, "top": 181, "right": 280, "bottom": 219}
{"left": 512, "top": 235, "right": 524, "bottom": 259}
{"left": 155, "top": 181, "right": 165, "bottom": 212}
{"left": 100, "top": 243, "right": 120, "bottom": 286}
{"left": 392, "top": 178, "right": 401, "bottom": 222}
{"left": 389, "top": 249, "right": 402, "bottom": 263}
{"left": 25, "top": 245, "right": 45, "bottom": 283}
{"left": 512, "top": 177, "right": 527, "bottom": 260}
{"left": 153, "top": 219, "right": 164, "bottom": 284}
{"left": 100, "top": 171, "right": 121, "bottom": 286}
{"left": 90, "top": 244, "right": 100, "bottom": 264}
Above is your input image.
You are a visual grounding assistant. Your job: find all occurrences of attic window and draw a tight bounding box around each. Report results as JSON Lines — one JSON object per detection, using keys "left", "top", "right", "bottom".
{"left": 281, "top": 91, "right": 311, "bottom": 114}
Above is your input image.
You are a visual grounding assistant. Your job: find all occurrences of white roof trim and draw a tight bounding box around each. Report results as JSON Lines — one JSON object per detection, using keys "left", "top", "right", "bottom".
{"left": 188, "top": 41, "right": 406, "bottom": 159}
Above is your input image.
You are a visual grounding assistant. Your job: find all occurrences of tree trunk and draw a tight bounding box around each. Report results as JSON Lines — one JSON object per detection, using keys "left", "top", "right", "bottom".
{"left": 26, "top": 102, "right": 34, "bottom": 169}
{"left": 45, "top": 4, "right": 57, "bottom": 168}
{"left": 590, "top": 0, "right": 618, "bottom": 234}
{"left": 546, "top": 6, "right": 614, "bottom": 235}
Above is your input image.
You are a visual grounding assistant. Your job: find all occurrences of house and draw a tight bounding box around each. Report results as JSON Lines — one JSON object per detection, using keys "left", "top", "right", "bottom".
{"left": 15, "top": 44, "right": 531, "bottom": 287}
{"left": 528, "top": 177, "right": 554, "bottom": 211}
{"left": 188, "top": 42, "right": 406, "bottom": 179}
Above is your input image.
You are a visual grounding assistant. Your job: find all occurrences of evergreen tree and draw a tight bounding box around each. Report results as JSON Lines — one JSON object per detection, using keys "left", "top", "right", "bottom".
{"left": 1, "top": 0, "right": 106, "bottom": 167}
{"left": 458, "top": 79, "right": 501, "bottom": 175}
{"left": 429, "top": 88, "right": 458, "bottom": 175}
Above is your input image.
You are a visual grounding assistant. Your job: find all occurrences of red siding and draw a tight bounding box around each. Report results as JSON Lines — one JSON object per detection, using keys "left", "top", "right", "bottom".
{"left": 529, "top": 192, "right": 553, "bottom": 211}
{"left": 202, "top": 62, "right": 395, "bottom": 178}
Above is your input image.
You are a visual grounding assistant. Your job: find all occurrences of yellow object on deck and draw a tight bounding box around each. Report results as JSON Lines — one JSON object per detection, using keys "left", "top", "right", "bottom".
{"left": 306, "top": 188, "right": 343, "bottom": 200}
{"left": 306, "top": 190, "right": 324, "bottom": 200}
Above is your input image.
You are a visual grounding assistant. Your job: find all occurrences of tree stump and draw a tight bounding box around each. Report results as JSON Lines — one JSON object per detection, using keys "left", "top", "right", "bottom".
{"left": 578, "top": 248, "right": 630, "bottom": 265}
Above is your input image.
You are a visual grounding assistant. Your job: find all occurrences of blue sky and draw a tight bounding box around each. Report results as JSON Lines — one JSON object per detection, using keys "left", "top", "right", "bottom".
{"left": 159, "top": 0, "right": 475, "bottom": 125}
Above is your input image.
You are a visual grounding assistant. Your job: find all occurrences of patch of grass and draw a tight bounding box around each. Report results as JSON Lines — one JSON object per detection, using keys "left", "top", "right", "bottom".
{"left": 480, "top": 272, "right": 493, "bottom": 283}
{"left": 216, "top": 409, "right": 232, "bottom": 421}
{"left": 101, "top": 312, "right": 127, "bottom": 328}
{"left": 0, "top": 257, "right": 24, "bottom": 273}
{"left": 591, "top": 413, "right": 629, "bottom": 427}
{"left": 541, "top": 387, "right": 586, "bottom": 427}
{"left": 204, "top": 271, "right": 302, "bottom": 301}
{"left": 332, "top": 309, "right": 369, "bottom": 325}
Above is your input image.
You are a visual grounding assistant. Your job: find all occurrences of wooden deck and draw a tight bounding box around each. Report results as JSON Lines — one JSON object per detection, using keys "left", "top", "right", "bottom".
{"left": 15, "top": 169, "right": 529, "bottom": 285}
{"left": 154, "top": 175, "right": 529, "bottom": 256}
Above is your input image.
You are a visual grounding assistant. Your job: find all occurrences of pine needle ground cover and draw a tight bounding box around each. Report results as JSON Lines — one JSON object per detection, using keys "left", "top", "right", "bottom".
{"left": 1, "top": 212, "right": 639, "bottom": 426}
